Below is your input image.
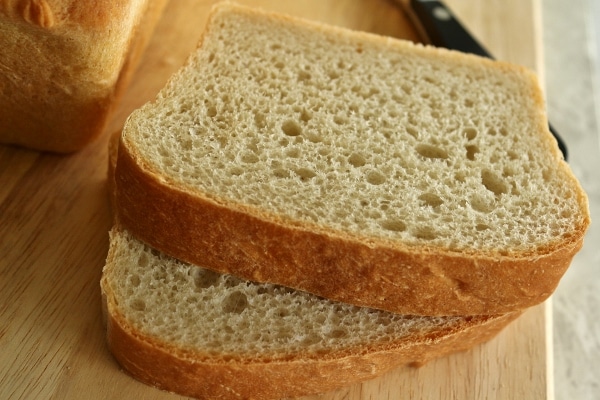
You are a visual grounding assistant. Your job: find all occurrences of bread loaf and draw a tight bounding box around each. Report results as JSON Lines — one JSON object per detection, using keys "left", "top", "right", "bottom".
{"left": 115, "top": 3, "right": 590, "bottom": 315}
{"left": 101, "top": 227, "right": 520, "bottom": 400}
{"left": 0, "top": 0, "right": 167, "bottom": 152}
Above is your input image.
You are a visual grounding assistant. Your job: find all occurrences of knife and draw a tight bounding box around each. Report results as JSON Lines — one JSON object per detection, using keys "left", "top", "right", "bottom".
{"left": 396, "top": 0, "right": 568, "bottom": 160}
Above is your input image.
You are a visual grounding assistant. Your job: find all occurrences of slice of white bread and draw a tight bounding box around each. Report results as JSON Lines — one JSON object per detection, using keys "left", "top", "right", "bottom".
{"left": 115, "top": 3, "right": 590, "bottom": 315}
{"left": 101, "top": 227, "right": 520, "bottom": 400}
{"left": 0, "top": 0, "right": 167, "bottom": 152}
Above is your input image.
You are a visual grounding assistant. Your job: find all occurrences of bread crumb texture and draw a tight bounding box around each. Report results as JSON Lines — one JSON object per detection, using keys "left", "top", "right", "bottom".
{"left": 109, "top": 230, "right": 464, "bottom": 360}
{"left": 125, "top": 5, "right": 588, "bottom": 252}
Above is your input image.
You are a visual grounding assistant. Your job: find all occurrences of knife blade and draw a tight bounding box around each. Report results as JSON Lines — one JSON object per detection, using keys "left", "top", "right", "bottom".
{"left": 396, "top": 0, "right": 568, "bottom": 160}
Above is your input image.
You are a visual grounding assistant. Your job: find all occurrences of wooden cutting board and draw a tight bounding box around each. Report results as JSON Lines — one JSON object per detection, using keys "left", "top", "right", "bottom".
{"left": 0, "top": 0, "right": 551, "bottom": 399}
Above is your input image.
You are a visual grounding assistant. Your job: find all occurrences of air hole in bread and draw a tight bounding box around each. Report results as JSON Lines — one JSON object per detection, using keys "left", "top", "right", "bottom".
{"left": 229, "top": 166, "right": 244, "bottom": 176}
{"left": 328, "top": 70, "right": 340, "bottom": 80}
{"left": 273, "top": 168, "right": 290, "bottom": 178}
{"left": 427, "top": 169, "right": 441, "bottom": 181}
{"left": 380, "top": 219, "right": 406, "bottom": 232}
{"left": 302, "top": 333, "right": 321, "bottom": 346}
{"left": 137, "top": 253, "right": 149, "bottom": 267}
{"left": 416, "top": 144, "right": 449, "bottom": 160}
{"left": 381, "top": 129, "right": 394, "bottom": 141}
{"left": 282, "top": 119, "right": 302, "bottom": 136}
{"left": 348, "top": 153, "right": 366, "bottom": 167}
{"left": 241, "top": 152, "right": 260, "bottom": 163}
{"left": 379, "top": 200, "right": 390, "bottom": 211}
{"left": 391, "top": 93, "right": 403, "bottom": 104}
{"left": 406, "top": 126, "right": 419, "bottom": 139}
{"left": 224, "top": 275, "right": 243, "bottom": 288}
{"left": 297, "top": 70, "right": 311, "bottom": 82}
{"left": 181, "top": 138, "right": 196, "bottom": 151}
{"left": 193, "top": 269, "right": 221, "bottom": 289}
{"left": 463, "top": 127, "right": 478, "bottom": 140}
{"left": 510, "top": 184, "right": 521, "bottom": 196}
{"left": 306, "top": 132, "right": 323, "bottom": 143}
{"left": 412, "top": 226, "right": 437, "bottom": 240}
{"left": 470, "top": 195, "right": 494, "bottom": 213}
{"left": 222, "top": 291, "right": 248, "bottom": 314}
{"left": 366, "top": 170, "right": 386, "bottom": 185}
{"left": 481, "top": 169, "right": 508, "bottom": 196}
{"left": 368, "top": 210, "right": 383, "bottom": 219}
{"left": 275, "top": 329, "right": 293, "bottom": 341}
{"left": 333, "top": 115, "right": 348, "bottom": 125}
{"left": 476, "top": 223, "right": 491, "bottom": 231}
{"left": 502, "top": 166, "right": 516, "bottom": 177}
{"left": 318, "top": 147, "right": 329, "bottom": 156}
{"left": 465, "top": 145, "right": 479, "bottom": 160}
{"left": 295, "top": 167, "right": 316, "bottom": 180}
{"left": 560, "top": 210, "right": 573, "bottom": 219}
{"left": 368, "top": 87, "right": 381, "bottom": 97}
{"left": 131, "top": 298, "right": 146, "bottom": 311}
{"left": 129, "top": 274, "right": 141, "bottom": 287}
{"left": 300, "top": 109, "right": 312, "bottom": 123}
{"left": 286, "top": 148, "right": 301, "bottom": 158}
{"left": 419, "top": 193, "right": 444, "bottom": 208}
{"left": 275, "top": 307, "right": 290, "bottom": 318}
{"left": 254, "top": 112, "right": 267, "bottom": 128}
{"left": 542, "top": 169, "right": 552, "bottom": 182}
{"left": 327, "top": 328, "right": 348, "bottom": 339}
{"left": 206, "top": 104, "right": 217, "bottom": 118}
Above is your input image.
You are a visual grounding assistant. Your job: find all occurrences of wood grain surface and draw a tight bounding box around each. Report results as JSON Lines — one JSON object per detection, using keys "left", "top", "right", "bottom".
{"left": 0, "top": 0, "right": 550, "bottom": 399}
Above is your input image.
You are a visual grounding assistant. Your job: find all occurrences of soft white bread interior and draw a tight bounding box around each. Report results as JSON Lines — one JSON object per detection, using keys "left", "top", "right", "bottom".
{"left": 0, "top": 0, "right": 168, "bottom": 152}
{"left": 115, "top": 3, "right": 590, "bottom": 316}
{"left": 101, "top": 227, "right": 520, "bottom": 400}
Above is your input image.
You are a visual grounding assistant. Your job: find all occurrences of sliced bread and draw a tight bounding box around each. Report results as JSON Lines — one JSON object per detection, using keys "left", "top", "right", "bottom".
{"left": 115, "top": 3, "right": 590, "bottom": 315}
{"left": 101, "top": 227, "right": 520, "bottom": 400}
{"left": 0, "top": 0, "right": 167, "bottom": 152}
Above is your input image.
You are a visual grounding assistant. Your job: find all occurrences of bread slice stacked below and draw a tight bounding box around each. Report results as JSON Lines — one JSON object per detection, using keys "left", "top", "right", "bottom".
{"left": 102, "top": 228, "right": 521, "bottom": 399}
{"left": 103, "top": 2, "right": 590, "bottom": 399}
{"left": 0, "top": 0, "right": 168, "bottom": 153}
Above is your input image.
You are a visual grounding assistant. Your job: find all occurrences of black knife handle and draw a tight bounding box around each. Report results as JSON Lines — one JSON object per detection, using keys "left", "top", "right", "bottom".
{"left": 409, "top": 0, "right": 491, "bottom": 58}
{"left": 548, "top": 123, "right": 568, "bottom": 160}
{"left": 408, "top": 0, "right": 568, "bottom": 160}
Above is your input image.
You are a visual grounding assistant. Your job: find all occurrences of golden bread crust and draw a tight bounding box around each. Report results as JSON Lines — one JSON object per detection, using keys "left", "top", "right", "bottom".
{"left": 0, "top": 0, "right": 168, "bottom": 152}
{"left": 103, "top": 278, "right": 520, "bottom": 399}
{"left": 0, "top": 0, "right": 138, "bottom": 29}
